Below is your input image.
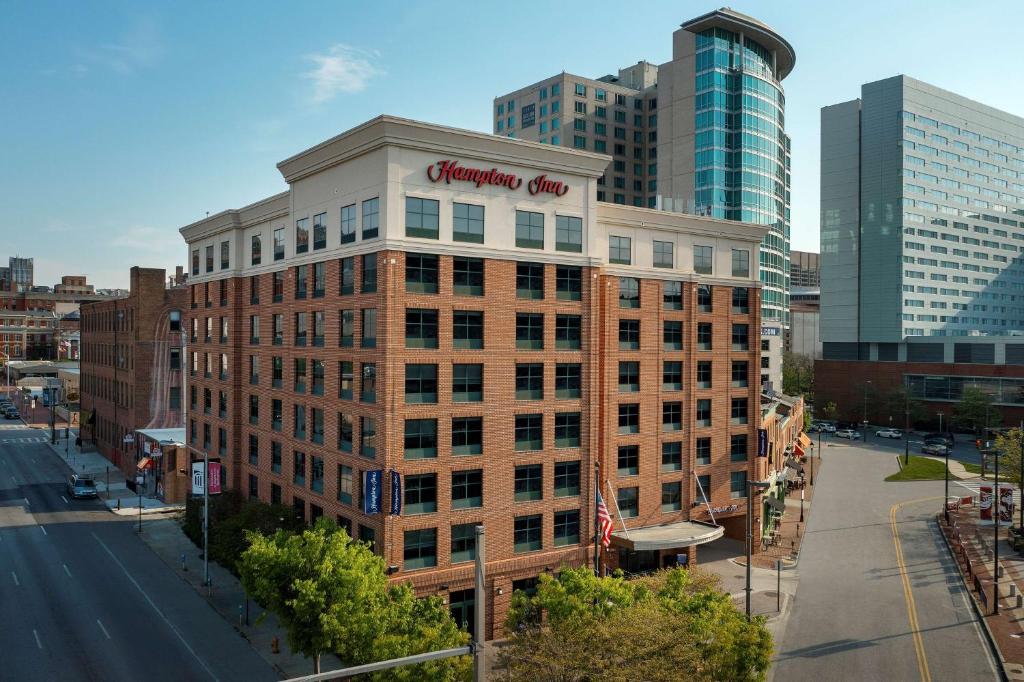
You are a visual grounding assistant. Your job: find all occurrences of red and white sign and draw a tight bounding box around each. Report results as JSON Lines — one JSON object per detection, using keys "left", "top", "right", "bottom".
{"left": 426, "top": 159, "right": 570, "bottom": 197}
{"left": 190, "top": 461, "right": 223, "bottom": 495}
{"left": 208, "top": 462, "right": 222, "bottom": 495}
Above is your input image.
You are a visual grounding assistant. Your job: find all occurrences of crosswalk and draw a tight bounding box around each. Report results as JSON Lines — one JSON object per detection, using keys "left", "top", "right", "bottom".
{"left": 0, "top": 437, "right": 48, "bottom": 444}
{"left": 954, "top": 480, "right": 1022, "bottom": 506}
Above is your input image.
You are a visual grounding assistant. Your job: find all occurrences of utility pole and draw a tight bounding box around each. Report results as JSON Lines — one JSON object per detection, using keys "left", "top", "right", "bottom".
{"left": 746, "top": 479, "right": 770, "bottom": 621}
{"left": 1019, "top": 422, "right": 1023, "bottom": 531}
{"left": 904, "top": 393, "right": 911, "bottom": 467}
{"left": 944, "top": 442, "right": 950, "bottom": 526}
{"left": 473, "top": 526, "right": 486, "bottom": 682}
{"left": 937, "top": 411, "right": 944, "bottom": 435}
{"left": 592, "top": 464, "right": 601, "bottom": 575}
{"left": 204, "top": 446, "right": 210, "bottom": 587}
{"left": 995, "top": 438, "right": 1001, "bottom": 615}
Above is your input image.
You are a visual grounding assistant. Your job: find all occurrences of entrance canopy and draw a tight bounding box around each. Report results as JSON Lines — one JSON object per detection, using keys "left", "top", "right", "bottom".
{"left": 611, "top": 520, "right": 724, "bottom": 552}
{"left": 798, "top": 433, "right": 812, "bottom": 449}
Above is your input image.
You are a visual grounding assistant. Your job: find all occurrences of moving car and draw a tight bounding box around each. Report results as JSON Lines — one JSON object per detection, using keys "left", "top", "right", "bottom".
{"left": 922, "top": 442, "right": 949, "bottom": 456}
{"left": 812, "top": 421, "right": 837, "bottom": 433}
{"left": 835, "top": 429, "right": 861, "bottom": 440}
{"left": 875, "top": 429, "right": 903, "bottom": 439}
{"left": 66, "top": 475, "right": 98, "bottom": 499}
{"left": 4, "top": 407, "right": 19, "bottom": 420}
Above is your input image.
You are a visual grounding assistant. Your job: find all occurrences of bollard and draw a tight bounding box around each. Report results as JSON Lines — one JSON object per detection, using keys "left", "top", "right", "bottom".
{"left": 1017, "top": 594, "right": 1022, "bottom": 609}
{"left": 238, "top": 604, "right": 244, "bottom": 627}
{"left": 271, "top": 636, "right": 280, "bottom": 654}
{"left": 181, "top": 553, "right": 187, "bottom": 571}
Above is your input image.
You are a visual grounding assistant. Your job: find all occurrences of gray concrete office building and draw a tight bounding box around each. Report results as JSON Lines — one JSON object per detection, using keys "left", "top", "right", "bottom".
{"left": 821, "top": 75, "right": 1024, "bottom": 360}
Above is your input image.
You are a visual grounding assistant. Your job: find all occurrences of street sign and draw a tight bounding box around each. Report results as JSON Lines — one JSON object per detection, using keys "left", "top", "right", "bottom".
{"left": 135, "top": 475, "right": 144, "bottom": 486}
{"left": 123, "top": 433, "right": 135, "bottom": 444}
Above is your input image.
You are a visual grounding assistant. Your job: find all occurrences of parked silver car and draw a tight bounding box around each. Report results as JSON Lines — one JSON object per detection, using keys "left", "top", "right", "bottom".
{"left": 875, "top": 429, "right": 903, "bottom": 439}
{"left": 835, "top": 429, "right": 861, "bottom": 440}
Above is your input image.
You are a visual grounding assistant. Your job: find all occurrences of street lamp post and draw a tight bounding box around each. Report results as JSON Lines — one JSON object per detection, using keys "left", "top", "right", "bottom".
{"left": 944, "top": 444, "right": 950, "bottom": 526}
{"left": 937, "top": 411, "right": 944, "bottom": 435}
{"left": 800, "top": 485, "right": 805, "bottom": 523}
{"left": 1018, "top": 423, "right": 1023, "bottom": 532}
{"left": 995, "top": 438, "right": 1001, "bottom": 615}
{"left": 904, "top": 395, "right": 911, "bottom": 467}
{"left": 746, "top": 479, "right": 771, "bottom": 621}
{"left": 862, "top": 380, "right": 872, "bottom": 439}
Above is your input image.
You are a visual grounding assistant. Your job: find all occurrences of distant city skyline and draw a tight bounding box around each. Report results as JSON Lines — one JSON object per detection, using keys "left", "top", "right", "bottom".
{"left": 2, "top": 0, "right": 1022, "bottom": 287}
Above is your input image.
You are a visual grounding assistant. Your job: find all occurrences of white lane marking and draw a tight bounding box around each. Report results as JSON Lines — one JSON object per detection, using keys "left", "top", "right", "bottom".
{"left": 33, "top": 629, "right": 42, "bottom": 650}
{"left": 11, "top": 571, "right": 19, "bottom": 586}
{"left": 62, "top": 564, "right": 71, "bottom": 578}
{"left": 39, "top": 526, "right": 46, "bottom": 536}
{"left": 92, "top": 533, "right": 219, "bottom": 681}
{"left": 61, "top": 496, "right": 68, "bottom": 504}
{"left": 24, "top": 497, "right": 29, "bottom": 506}
{"left": 96, "top": 619, "right": 111, "bottom": 640}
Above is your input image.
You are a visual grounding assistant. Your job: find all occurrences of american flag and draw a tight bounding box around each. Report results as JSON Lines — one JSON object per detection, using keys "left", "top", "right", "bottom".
{"left": 596, "top": 490, "right": 613, "bottom": 548}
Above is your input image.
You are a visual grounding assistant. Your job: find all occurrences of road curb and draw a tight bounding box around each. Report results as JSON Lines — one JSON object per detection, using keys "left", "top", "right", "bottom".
{"left": 935, "top": 514, "right": 1011, "bottom": 682}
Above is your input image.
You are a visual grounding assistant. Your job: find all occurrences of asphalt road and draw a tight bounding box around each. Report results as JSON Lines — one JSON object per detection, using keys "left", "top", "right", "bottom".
{"left": 0, "top": 425, "right": 278, "bottom": 682}
{"left": 772, "top": 439, "right": 998, "bottom": 681}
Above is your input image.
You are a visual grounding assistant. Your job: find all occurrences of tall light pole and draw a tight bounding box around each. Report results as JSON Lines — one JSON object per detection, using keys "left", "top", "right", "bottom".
{"left": 1018, "top": 422, "right": 1023, "bottom": 532}
{"left": 746, "top": 479, "right": 770, "bottom": 621}
{"left": 937, "top": 411, "right": 944, "bottom": 435}
{"left": 995, "top": 437, "right": 1001, "bottom": 615}
{"left": 862, "top": 380, "right": 872, "bottom": 445}
{"left": 943, "top": 443, "right": 950, "bottom": 526}
{"left": 904, "top": 392, "right": 911, "bottom": 467}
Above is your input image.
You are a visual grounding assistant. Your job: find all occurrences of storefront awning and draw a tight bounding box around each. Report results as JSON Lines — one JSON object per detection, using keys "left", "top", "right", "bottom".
{"left": 136, "top": 456, "right": 153, "bottom": 471}
{"left": 798, "top": 433, "right": 812, "bottom": 448}
{"left": 765, "top": 496, "right": 786, "bottom": 514}
{"left": 611, "top": 520, "right": 724, "bottom": 552}
{"left": 785, "top": 457, "right": 804, "bottom": 475}
{"left": 794, "top": 443, "right": 805, "bottom": 457}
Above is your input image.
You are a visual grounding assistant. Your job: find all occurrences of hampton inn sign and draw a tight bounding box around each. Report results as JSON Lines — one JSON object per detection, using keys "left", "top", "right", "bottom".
{"left": 426, "top": 159, "right": 570, "bottom": 197}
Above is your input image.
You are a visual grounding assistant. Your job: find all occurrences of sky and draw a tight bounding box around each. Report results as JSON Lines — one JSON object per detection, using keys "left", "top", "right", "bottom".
{"left": 2, "top": 0, "right": 1023, "bottom": 288}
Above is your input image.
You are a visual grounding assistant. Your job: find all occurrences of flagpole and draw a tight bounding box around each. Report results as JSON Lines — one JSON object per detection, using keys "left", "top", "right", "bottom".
{"left": 593, "top": 463, "right": 601, "bottom": 575}
{"left": 607, "top": 481, "right": 630, "bottom": 539}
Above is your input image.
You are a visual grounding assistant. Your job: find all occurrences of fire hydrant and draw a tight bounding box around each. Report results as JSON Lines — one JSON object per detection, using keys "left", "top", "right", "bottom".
{"left": 271, "top": 636, "right": 280, "bottom": 654}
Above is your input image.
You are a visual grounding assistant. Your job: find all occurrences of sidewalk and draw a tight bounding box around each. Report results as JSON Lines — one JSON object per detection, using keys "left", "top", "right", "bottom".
{"left": 924, "top": 456, "right": 975, "bottom": 480}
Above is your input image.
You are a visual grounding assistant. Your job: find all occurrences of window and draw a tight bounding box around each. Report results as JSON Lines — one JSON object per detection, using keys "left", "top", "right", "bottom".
{"left": 664, "top": 281, "right": 682, "bottom": 310}
{"left": 295, "top": 218, "right": 309, "bottom": 253}
{"left": 362, "top": 198, "right": 379, "bottom": 239}
{"left": 453, "top": 203, "right": 485, "bottom": 243}
{"left": 516, "top": 313, "right": 544, "bottom": 350}
{"left": 293, "top": 451, "right": 306, "bottom": 486}
{"left": 205, "top": 245, "right": 213, "bottom": 272}
{"left": 451, "top": 524, "right": 477, "bottom": 564}
{"left": 731, "top": 398, "right": 748, "bottom": 425}
{"left": 556, "top": 265, "right": 581, "bottom": 301}
{"left": 294, "top": 312, "right": 308, "bottom": 346}
{"left": 555, "top": 215, "right": 582, "bottom": 252}
{"left": 730, "top": 434, "right": 748, "bottom": 462}
{"left": 360, "top": 253, "right": 377, "bottom": 293}
{"left": 273, "top": 228, "right": 285, "bottom": 260}
{"left": 452, "top": 416, "right": 483, "bottom": 455}
{"left": 663, "top": 361, "right": 682, "bottom": 390}
{"left": 340, "top": 204, "right": 356, "bottom": 244}
{"left": 251, "top": 235, "right": 261, "bottom": 265}
{"left": 662, "top": 442, "right": 682, "bottom": 472}
{"left": 618, "top": 278, "right": 639, "bottom": 309}
{"left": 339, "top": 361, "right": 353, "bottom": 400}
{"left": 515, "top": 363, "right": 544, "bottom": 400}
{"left": 361, "top": 362, "right": 377, "bottom": 403}
{"left": 554, "top": 412, "right": 580, "bottom": 448}
{"left": 404, "top": 528, "right": 437, "bottom": 569}
{"left": 311, "top": 408, "right": 324, "bottom": 445}
{"left": 731, "top": 324, "right": 749, "bottom": 351}
{"left": 694, "top": 246, "right": 713, "bottom": 274}
{"left": 514, "top": 414, "right": 543, "bottom": 451}
{"left": 664, "top": 321, "right": 683, "bottom": 351}
{"left": 660, "top": 400, "right": 683, "bottom": 434}
{"left": 404, "top": 419, "right": 438, "bottom": 460}
{"left": 271, "top": 357, "right": 284, "bottom": 389}
{"left": 313, "top": 212, "right": 327, "bottom": 250}
{"left": 405, "top": 474, "right": 437, "bottom": 514}
{"left": 192, "top": 249, "right": 199, "bottom": 276}
{"left": 453, "top": 257, "right": 484, "bottom": 296}
{"left": 314, "top": 311, "right": 325, "bottom": 347}
{"left": 405, "top": 364, "right": 437, "bottom": 404}
{"left": 311, "top": 455, "right": 324, "bottom": 492}
{"left": 294, "top": 404, "right": 307, "bottom": 440}
{"left": 617, "top": 445, "right": 639, "bottom": 476}
{"left": 574, "top": 82, "right": 586, "bottom": 97}
{"left": 337, "top": 464, "right": 353, "bottom": 504}
{"left": 406, "top": 254, "right": 439, "bottom": 293}
{"left": 339, "top": 309, "right": 354, "bottom": 348}
{"left": 273, "top": 271, "right": 285, "bottom": 302}
{"left": 696, "top": 399, "right": 712, "bottom": 427}
{"left": 514, "top": 465, "right": 543, "bottom": 502}
{"left": 406, "top": 197, "right": 440, "bottom": 239}
{"left": 271, "top": 441, "right": 282, "bottom": 473}
{"left": 618, "top": 319, "right": 639, "bottom": 350}
{"left": 294, "top": 358, "right": 307, "bottom": 393}
{"left": 732, "top": 287, "right": 749, "bottom": 313}
{"left": 618, "top": 403, "right": 639, "bottom": 434}
{"left": 730, "top": 471, "right": 748, "bottom": 499}
{"left": 555, "top": 363, "right": 581, "bottom": 399}
{"left": 249, "top": 355, "right": 259, "bottom": 384}
{"left": 451, "top": 469, "right": 483, "bottom": 509}
{"left": 453, "top": 311, "right": 484, "bottom": 349}
{"left": 554, "top": 460, "right": 580, "bottom": 497}
{"left": 405, "top": 308, "right": 439, "bottom": 349}
{"left": 617, "top": 487, "right": 638, "bottom": 518}
{"left": 514, "top": 515, "right": 543, "bottom": 553}
{"left": 697, "top": 323, "right": 712, "bottom": 350}
{"left": 340, "top": 257, "right": 355, "bottom": 295}
{"left": 360, "top": 311, "right": 376, "bottom": 348}
{"left": 516, "top": 262, "right": 544, "bottom": 299}
{"left": 338, "top": 413, "right": 353, "bottom": 452}
{"left": 515, "top": 210, "right": 544, "bottom": 249}
{"left": 618, "top": 361, "right": 639, "bottom": 392}
{"left": 609, "top": 236, "right": 631, "bottom": 264}
{"left": 452, "top": 364, "right": 483, "bottom": 403}
{"left": 360, "top": 416, "right": 377, "bottom": 458}
{"left": 731, "top": 361, "right": 748, "bottom": 388}
{"left": 653, "top": 240, "right": 673, "bottom": 268}
{"left": 662, "top": 482, "right": 682, "bottom": 512}
{"left": 249, "top": 395, "right": 259, "bottom": 425}
{"left": 554, "top": 510, "right": 580, "bottom": 546}
{"left": 555, "top": 314, "right": 581, "bottom": 350}
{"left": 697, "top": 284, "right": 712, "bottom": 311}
{"left": 249, "top": 315, "right": 260, "bottom": 344}
{"left": 732, "top": 249, "right": 750, "bottom": 277}
{"left": 248, "top": 434, "right": 260, "bottom": 466}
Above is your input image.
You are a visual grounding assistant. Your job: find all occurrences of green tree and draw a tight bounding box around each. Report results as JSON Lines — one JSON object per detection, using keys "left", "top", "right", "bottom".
{"left": 782, "top": 351, "right": 814, "bottom": 398}
{"left": 995, "top": 428, "right": 1024, "bottom": 490}
{"left": 499, "top": 567, "right": 772, "bottom": 682}
{"left": 239, "top": 520, "right": 470, "bottom": 679}
{"left": 818, "top": 401, "right": 838, "bottom": 422}
{"left": 952, "top": 386, "right": 1000, "bottom": 436}
{"left": 879, "top": 387, "right": 927, "bottom": 429}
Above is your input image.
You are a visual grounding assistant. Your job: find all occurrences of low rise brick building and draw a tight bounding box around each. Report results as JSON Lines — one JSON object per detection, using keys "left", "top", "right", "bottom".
{"left": 180, "top": 115, "right": 768, "bottom": 637}
{"left": 79, "top": 267, "right": 188, "bottom": 494}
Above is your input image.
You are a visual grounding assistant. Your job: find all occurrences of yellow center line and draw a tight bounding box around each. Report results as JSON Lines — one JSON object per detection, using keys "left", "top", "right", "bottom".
{"left": 891, "top": 496, "right": 941, "bottom": 682}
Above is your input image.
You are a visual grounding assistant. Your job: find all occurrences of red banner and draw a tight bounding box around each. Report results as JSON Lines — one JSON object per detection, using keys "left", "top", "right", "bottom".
{"left": 208, "top": 462, "right": 222, "bottom": 494}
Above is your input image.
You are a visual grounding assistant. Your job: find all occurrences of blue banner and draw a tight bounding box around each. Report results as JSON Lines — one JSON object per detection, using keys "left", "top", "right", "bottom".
{"left": 363, "top": 470, "right": 383, "bottom": 515}
{"left": 757, "top": 428, "right": 769, "bottom": 458}
{"left": 390, "top": 470, "right": 401, "bottom": 516}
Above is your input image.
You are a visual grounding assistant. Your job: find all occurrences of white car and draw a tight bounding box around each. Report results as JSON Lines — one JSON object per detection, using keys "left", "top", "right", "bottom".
{"left": 835, "top": 429, "right": 861, "bottom": 440}
{"left": 875, "top": 429, "right": 903, "bottom": 439}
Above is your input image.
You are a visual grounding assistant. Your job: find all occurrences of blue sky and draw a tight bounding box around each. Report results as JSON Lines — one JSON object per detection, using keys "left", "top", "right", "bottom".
{"left": 2, "top": 0, "right": 1022, "bottom": 288}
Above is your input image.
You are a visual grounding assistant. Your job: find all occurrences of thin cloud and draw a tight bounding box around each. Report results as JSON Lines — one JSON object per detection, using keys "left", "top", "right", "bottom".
{"left": 303, "top": 44, "right": 383, "bottom": 103}
{"left": 75, "top": 17, "right": 162, "bottom": 75}
{"left": 110, "top": 226, "right": 183, "bottom": 253}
